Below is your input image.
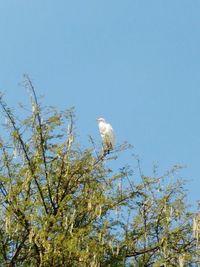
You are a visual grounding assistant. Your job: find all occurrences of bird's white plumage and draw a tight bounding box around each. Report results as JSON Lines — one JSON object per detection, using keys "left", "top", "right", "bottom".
{"left": 97, "top": 118, "right": 115, "bottom": 153}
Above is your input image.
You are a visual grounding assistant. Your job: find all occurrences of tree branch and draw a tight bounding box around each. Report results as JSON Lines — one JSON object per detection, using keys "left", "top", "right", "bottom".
{"left": 24, "top": 75, "right": 56, "bottom": 213}
{"left": 7, "top": 232, "right": 29, "bottom": 267}
{"left": 0, "top": 98, "right": 48, "bottom": 214}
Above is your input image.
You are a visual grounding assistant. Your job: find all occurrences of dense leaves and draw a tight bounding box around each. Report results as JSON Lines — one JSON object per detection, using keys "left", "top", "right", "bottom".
{"left": 0, "top": 77, "right": 199, "bottom": 266}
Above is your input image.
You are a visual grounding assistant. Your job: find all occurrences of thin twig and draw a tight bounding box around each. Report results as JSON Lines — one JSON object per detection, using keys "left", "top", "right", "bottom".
{"left": 24, "top": 75, "right": 56, "bottom": 213}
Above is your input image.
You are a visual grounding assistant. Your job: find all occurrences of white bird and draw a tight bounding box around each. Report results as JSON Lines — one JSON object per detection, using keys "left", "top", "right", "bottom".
{"left": 97, "top": 117, "right": 115, "bottom": 154}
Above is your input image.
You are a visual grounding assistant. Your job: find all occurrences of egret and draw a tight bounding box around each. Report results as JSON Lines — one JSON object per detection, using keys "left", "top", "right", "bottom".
{"left": 97, "top": 118, "right": 115, "bottom": 154}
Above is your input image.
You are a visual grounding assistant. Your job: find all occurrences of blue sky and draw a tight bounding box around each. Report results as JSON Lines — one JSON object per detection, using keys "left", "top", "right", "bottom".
{"left": 0, "top": 1, "right": 200, "bottom": 206}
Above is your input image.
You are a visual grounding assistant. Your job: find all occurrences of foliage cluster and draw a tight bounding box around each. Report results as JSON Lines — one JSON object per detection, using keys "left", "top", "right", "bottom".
{"left": 0, "top": 77, "right": 199, "bottom": 266}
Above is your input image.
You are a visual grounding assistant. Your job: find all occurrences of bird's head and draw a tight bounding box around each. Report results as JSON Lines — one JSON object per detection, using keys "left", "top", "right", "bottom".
{"left": 96, "top": 117, "right": 106, "bottom": 123}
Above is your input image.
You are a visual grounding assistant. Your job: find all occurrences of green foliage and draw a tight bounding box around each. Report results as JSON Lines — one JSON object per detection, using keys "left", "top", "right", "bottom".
{"left": 0, "top": 77, "right": 199, "bottom": 266}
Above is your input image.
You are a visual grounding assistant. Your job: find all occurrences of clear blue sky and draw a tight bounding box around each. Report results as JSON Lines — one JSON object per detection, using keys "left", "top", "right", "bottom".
{"left": 0, "top": 1, "right": 200, "bottom": 206}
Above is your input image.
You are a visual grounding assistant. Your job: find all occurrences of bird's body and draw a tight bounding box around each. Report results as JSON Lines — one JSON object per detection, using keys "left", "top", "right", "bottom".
{"left": 97, "top": 118, "right": 115, "bottom": 154}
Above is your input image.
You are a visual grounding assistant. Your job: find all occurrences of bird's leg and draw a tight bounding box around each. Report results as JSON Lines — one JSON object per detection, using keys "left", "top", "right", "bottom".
{"left": 103, "top": 150, "right": 108, "bottom": 156}
{"left": 103, "top": 149, "right": 110, "bottom": 156}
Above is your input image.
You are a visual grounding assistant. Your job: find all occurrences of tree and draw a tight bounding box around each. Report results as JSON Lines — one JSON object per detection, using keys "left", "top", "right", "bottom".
{"left": 0, "top": 76, "right": 199, "bottom": 267}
